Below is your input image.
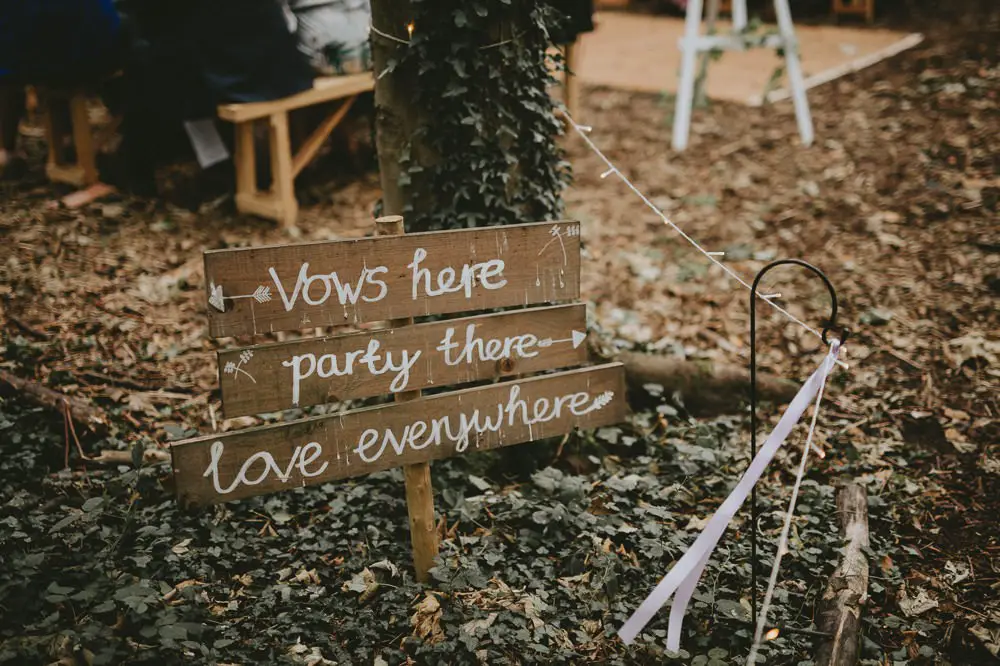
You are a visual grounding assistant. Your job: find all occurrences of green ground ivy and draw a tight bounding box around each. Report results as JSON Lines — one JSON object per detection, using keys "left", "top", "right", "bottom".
{"left": 0, "top": 390, "right": 883, "bottom": 665}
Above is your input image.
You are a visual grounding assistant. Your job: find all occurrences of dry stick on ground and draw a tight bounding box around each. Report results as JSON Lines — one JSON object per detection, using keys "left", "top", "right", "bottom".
{"left": 88, "top": 449, "right": 170, "bottom": 466}
{"left": 815, "top": 484, "right": 870, "bottom": 666}
{"left": 0, "top": 368, "right": 108, "bottom": 434}
{"left": 589, "top": 342, "right": 800, "bottom": 415}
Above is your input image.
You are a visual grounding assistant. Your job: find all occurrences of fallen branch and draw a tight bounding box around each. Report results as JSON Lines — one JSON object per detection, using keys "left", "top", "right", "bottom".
{"left": 88, "top": 449, "right": 170, "bottom": 466}
{"left": 0, "top": 368, "right": 108, "bottom": 434}
{"left": 815, "top": 483, "right": 870, "bottom": 666}
{"left": 590, "top": 344, "right": 799, "bottom": 415}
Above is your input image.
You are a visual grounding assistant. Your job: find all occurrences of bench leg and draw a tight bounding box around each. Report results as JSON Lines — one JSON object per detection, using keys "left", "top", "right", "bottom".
{"left": 232, "top": 115, "right": 298, "bottom": 228}
{"left": 42, "top": 95, "right": 69, "bottom": 179}
{"left": 233, "top": 120, "right": 258, "bottom": 200}
{"left": 69, "top": 95, "right": 98, "bottom": 186}
{"left": 268, "top": 111, "right": 298, "bottom": 228}
{"left": 42, "top": 92, "right": 98, "bottom": 187}
{"left": 291, "top": 95, "right": 357, "bottom": 178}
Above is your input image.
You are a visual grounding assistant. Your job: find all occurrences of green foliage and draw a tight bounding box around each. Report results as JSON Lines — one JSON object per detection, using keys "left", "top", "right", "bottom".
{"left": 385, "top": 0, "right": 570, "bottom": 231}
{"left": 0, "top": 395, "right": 846, "bottom": 665}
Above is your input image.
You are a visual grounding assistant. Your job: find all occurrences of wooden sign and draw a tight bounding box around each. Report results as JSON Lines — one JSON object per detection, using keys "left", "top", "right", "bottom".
{"left": 172, "top": 363, "right": 626, "bottom": 506}
{"left": 204, "top": 220, "right": 582, "bottom": 338}
{"left": 174, "top": 215, "right": 628, "bottom": 587}
{"left": 218, "top": 303, "right": 589, "bottom": 418}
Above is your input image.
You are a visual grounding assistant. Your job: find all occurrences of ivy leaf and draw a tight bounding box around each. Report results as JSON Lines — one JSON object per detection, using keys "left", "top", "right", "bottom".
{"left": 454, "top": 10, "right": 467, "bottom": 27}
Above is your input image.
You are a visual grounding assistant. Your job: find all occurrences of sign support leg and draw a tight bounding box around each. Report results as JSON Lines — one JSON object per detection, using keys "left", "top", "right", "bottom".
{"left": 672, "top": 0, "right": 704, "bottom": 151}
{"left": 375, "top": 214, "right": 439, "bottom": 583}
{"left": 773, "top": 0, "right": 814, "bottom": 146}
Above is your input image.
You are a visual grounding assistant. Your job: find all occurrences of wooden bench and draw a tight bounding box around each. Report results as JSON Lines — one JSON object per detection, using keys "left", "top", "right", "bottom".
{"left": 37, "top": 88, "right": 100, "bottom": 188}
{"left": 216, "top": 72, "right": 374, "bottom": 228}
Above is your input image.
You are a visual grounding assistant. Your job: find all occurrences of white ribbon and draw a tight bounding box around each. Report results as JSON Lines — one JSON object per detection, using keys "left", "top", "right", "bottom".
{"left": 618, "top": 344, "right": 841, "bottom": 650}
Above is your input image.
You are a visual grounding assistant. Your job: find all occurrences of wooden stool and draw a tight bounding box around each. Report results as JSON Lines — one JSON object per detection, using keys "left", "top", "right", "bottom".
{"left": 216, "top": 73, "right": 374, "bottom": 228}
{"left": 38, "top": 89, "right": 99, "bottom": 187}
{"left": 832, "top": 0, "right": 874, "bottom": 23}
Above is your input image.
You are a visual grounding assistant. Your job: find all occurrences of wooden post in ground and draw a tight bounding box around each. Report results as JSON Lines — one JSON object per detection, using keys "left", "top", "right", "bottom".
{"left": 374, "top": 214, "right": 439, "bottom": 582}
{"left": 815, "top": 483, "right": 870, "bottom": 666}
{"left": 563, "top": 40, "right": 581, "bottom": 119}
{"left": 370, "top": 1, "right": 438, "bottom": 579}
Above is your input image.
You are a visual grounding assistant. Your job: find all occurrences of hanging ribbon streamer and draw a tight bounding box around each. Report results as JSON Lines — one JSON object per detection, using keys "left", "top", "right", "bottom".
{"left": 618, "top": 343, "right": 841, "bottom": 651}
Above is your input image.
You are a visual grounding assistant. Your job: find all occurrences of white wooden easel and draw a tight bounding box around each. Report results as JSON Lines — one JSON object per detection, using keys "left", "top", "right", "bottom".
{"left": 672, "top": 0, "right": 814, "bottom": 151}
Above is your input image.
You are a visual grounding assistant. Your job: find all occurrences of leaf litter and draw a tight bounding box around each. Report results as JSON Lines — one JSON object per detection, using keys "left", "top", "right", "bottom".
{"left": 0, "top": 6, "right": 998, "bottom": 665}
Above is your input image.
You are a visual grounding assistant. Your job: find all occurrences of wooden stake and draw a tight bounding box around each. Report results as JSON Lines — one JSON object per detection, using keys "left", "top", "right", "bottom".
{"left": 374, "top": 214, "right": 439, "bottom": 583}
{"left": 815, "top": 483, "right": 870, "bottom": 666}
{"left": 564, "top": 41, "right": 581, "bottom": 120}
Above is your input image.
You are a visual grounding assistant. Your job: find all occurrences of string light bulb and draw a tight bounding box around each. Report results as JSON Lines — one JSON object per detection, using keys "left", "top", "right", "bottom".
{"left": 406, "top": 21, "right": 415, "bottom": 39}
{"left": 765, "top": 627, "right": 780, "bottom": 641}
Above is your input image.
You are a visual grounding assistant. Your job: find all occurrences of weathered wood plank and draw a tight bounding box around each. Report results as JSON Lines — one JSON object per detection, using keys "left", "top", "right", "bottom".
{"left": 217, "top": 72, "right": 374, "bottom": 123}
{"left": 204, "top": 220, "right": 581, "bottom": 338}
{"left": 172, "top": 363, "right": 627, "bottom": 506}
{"left": 217, "top": 303, "right": 589, "bottom": 418}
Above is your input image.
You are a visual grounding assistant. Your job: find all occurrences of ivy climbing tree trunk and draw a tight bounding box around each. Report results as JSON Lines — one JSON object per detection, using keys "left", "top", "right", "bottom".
{"left": 371, "top": 0, "right": 569, "bottom": 233}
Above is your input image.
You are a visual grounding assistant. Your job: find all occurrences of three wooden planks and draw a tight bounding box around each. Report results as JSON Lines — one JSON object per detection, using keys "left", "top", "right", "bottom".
{"left": 174, "top": 219, "right": 627, "bottom": 507}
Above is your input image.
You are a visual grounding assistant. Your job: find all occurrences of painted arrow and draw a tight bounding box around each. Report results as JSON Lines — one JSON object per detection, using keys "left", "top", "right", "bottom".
{"left": 207, "top": 282, "right": 272, "bottom": 312}
{"left": 537, "top": 330, "right": 587, "bottom": 349}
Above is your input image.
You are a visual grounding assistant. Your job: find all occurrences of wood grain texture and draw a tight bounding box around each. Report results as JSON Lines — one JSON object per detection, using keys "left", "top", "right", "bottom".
{"left": 217, "top": 73, "right": 374, "bottom": 122}
{"left": 376, "top": 214, "right": 439, "bottom": 584}
{"left": 217, "top": 304, "right": 588, "bottom": 418}
{"left": 172, "top": 363, "right": 627, "bottom": 507}
{"left": 204, "top": 220, "right": 581, "bottom": 338}
{"left": 816, "top": 483, "right": 870, "bottom": 666}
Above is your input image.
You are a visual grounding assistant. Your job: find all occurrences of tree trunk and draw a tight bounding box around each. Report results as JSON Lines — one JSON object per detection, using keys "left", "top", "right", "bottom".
{"left": 815, "top": 484, "right": 870, "bottom": 666}
{"left": 371, "top": 0, "right": 423, "bottom": 220}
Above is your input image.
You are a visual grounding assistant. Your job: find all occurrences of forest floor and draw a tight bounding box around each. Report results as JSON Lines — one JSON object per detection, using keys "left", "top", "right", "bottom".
{"left": 1, "top": 7, "right": 998, "bottom": 666}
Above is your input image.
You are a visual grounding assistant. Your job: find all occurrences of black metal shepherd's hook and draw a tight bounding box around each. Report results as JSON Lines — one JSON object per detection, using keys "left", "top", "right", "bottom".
{"left": 748, "top": 259, "right": 849, "bottom": 625}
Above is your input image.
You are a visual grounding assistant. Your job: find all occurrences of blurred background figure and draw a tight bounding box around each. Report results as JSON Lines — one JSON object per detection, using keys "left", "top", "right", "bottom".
{"left": 288, "top": 0, "right": 373, "bottom": 76}
{"left": 0, "top": 0, "right": 123, "bottom": 178}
